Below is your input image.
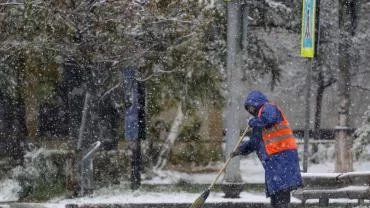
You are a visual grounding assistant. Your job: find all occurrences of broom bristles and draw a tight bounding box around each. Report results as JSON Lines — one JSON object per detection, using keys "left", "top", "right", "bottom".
{"left": 190, "top": 189, "right": 210, "bottom": 208}
{"left": 190, "top": 127, "right": 250, "bottom": 208}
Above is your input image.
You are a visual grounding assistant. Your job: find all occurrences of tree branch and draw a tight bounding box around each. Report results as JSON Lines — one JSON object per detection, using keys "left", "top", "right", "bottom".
{"left": 99, "top": 82, "right": 122, "bottom": 100}
{"left": 153, "top": 17, "right": 194, "bottom": 24}
{"left": 323, "top": 77, "right": 337, "bottom": 88}
{"left": 0, "top": 3, "right": 23, "bottom": 6}
{"left": 352, "top": 85, "right": 370, "bottom": 91}
{"left": 351, "top": 70, "right": 370, "bottom": 77}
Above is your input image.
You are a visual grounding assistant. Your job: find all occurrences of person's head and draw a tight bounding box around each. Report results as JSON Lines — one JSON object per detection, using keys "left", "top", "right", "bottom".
{"left": 244, "top": 91, "right": 268, "bottom": 116}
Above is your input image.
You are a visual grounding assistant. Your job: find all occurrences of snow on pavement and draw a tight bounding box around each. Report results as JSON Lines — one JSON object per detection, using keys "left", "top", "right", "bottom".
{"left": 51, "top": 191, "right": 271, "bottom": 205}
{"left": 2, "top": 157, "right": 370, "bottom": 207}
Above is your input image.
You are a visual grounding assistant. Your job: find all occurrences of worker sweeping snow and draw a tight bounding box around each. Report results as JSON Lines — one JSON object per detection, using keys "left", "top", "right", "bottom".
{"left": 231, "top": 90, "right": 303, "bottom": 208}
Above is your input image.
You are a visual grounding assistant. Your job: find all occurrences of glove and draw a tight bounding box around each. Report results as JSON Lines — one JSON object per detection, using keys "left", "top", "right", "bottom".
{"left": 248, "top": 117, "right": 258, "bottom": 128}
{"left": 230, "top": 149, "right": 241, "bottom": 158}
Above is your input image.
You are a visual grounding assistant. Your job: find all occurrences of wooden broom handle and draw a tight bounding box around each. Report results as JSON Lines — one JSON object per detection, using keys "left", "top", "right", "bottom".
{"left": 207, "top": 126, "right": 251, "bottom": 190}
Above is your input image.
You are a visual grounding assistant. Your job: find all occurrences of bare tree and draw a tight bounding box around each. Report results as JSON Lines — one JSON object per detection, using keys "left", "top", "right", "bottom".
{"left": 335, "top": 0, "right": 361, "bottom": 172}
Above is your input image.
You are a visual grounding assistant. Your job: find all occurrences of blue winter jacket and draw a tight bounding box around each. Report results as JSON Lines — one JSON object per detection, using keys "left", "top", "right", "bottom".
{"left": 239, "top": 91, "right": 303, "bottom": 197}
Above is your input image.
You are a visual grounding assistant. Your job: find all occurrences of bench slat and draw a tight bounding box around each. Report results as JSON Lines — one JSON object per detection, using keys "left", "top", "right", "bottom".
{"left": 293, "top": 186, "right": 370, "bottom": 200}
{"left": 294, "top": 172, "right": 370, "bottom": 206}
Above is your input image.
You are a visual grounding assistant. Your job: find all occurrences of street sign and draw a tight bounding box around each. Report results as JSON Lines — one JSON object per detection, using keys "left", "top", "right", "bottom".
{"left": 123, "top": 67, "right": 146, "bottom": 141}
{"left": 301, "top": 0, "right": 316, "bottom": 58}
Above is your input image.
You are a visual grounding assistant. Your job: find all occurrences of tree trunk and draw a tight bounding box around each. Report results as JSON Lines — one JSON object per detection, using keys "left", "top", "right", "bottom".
{"left": 311, "top": 74, "right": 324, "bottom": 164}
{"left": 10, "top": 57, "right": 28, "bottom": 164}
{"left": 22, "top": 51, "right": 39, "bottom": 141}
{"left": 335, "top": 0, "right": 359, "bottom": 172}
{"left": 12, "top": 92, "right": 27, "bottom": 164}
{"left": 77, "top": 92, "right": 91, "bottom": 151}
{"left": 314, "top": 73, "right": 324, "bottom": 141}
{"left": 154, "top": 103, "right": 184, "bottom": 170}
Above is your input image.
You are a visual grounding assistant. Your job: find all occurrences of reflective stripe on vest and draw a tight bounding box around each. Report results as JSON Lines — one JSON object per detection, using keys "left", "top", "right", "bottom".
{"left": 258, "top": 104, "right": 297, "bottom": 156}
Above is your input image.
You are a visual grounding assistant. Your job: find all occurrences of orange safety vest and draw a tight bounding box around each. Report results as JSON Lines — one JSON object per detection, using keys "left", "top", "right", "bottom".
{"left": 258, "top": 104, "right": 297, "bottom": 156}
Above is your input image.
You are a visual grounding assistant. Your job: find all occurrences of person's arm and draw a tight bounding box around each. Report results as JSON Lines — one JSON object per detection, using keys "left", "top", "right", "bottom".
{"left": 237, "top": 127, "right": 262, "bottom": 156}
{"left": 248, "top": 104, "right": 282, "bottom": 128}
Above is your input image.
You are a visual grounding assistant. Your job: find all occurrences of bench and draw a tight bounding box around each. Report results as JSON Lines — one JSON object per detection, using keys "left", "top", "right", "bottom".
{"left": 292, "top": 171, "right": 370, "bottom": 206}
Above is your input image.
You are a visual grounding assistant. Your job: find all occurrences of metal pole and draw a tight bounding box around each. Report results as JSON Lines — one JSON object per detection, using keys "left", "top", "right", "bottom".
{"left": 303, "top": 0, "right": 321, "bottom": 172}
{"left": 303, "top": 61, "right": 312, "bottom": 173}
{"left": 131, "top": 81, "right": 145, "bottom": 190}
{"left": 130, "top": 139, "right": 141, "bottom": 190}
{"left": 222, "top": 0, "right": 244, "bottom": 198}
{"left": 224, "top": 0, "right": 242, "bottom": 183}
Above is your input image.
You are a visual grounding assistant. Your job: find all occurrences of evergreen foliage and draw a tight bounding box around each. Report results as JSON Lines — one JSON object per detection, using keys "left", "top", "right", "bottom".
{"left": 354, "top": 106, "right": 370, "bottom": 160}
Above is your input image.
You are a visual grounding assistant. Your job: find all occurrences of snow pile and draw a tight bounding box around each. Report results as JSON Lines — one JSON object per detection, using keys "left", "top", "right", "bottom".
{"left": 0, "top": 179, "right": 21, "bottom": 202}
{"left": 0, "top": 148, "right": 69, "bottom": 202}
{"left": 265, "top": 0, "right": 292, "bottom": 12}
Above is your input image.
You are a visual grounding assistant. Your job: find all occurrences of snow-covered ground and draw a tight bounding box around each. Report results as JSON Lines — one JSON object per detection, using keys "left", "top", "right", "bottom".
{"left": 2, "top": 139, "right": 370, "bottom": 207}
{"left": 1, "top": 155, "right": 370, "bottom": 208}
{"left": 50, "top": 157, "right": 370, "bottom": 205}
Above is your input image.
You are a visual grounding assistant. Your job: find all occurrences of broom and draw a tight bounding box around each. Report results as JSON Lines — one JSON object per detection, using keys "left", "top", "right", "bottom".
{"left": 189, "top": 126, "right": 251, "bottom": 208}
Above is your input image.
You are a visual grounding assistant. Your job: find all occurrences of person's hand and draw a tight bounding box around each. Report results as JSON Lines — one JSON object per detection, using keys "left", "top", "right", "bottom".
{"left": 230, "top": 150, "right": 241, "bottom": 158}
{"left": 248, "top": 117, "right": 258, "bottom": 128}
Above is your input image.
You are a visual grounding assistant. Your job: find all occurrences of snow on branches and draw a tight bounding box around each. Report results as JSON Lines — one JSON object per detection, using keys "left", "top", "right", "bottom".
{"left": 354, "top": 106, "right": 370, "bottom": 159}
